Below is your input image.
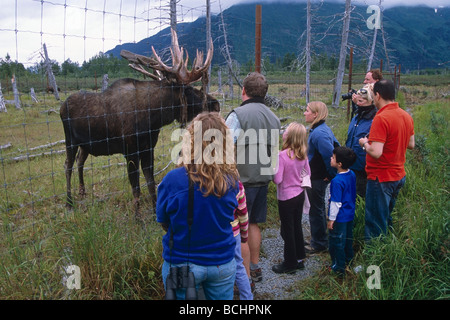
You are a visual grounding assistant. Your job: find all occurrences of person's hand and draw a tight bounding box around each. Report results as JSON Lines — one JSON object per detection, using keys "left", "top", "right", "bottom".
{"left": 327, "top": 220, "right": 334, "bottom": 230}
{"left": 359, "top": 136, "right": 369, "bottom": 148}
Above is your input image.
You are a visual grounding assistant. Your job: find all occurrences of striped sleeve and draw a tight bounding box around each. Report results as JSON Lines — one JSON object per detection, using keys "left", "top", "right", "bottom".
{"left": 233, "top": 181, "right": 249, "bottom": 242}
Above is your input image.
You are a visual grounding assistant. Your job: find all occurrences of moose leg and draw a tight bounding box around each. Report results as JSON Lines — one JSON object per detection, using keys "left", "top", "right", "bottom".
{"left": 64, "top": 145, "right": 78, "bottom": 209}
{"left": 126, "top": 154, "right": 141, "bottom": 219}
{"left": 140, "top": 148, "right": 156, "bottom": 214}
{"left": 76, "top": 147, "right": 89, "bottom": 197}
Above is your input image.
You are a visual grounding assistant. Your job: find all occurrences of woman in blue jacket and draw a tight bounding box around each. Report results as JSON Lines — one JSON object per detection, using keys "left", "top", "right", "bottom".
{"left": 157, "top": 112, "right": 239, "bottom": 300}
{"left": 304, "top": 101, "right": 339, "bottom": 254}
{"left": 345, "top": 84, "right": 376, "bottom": 198}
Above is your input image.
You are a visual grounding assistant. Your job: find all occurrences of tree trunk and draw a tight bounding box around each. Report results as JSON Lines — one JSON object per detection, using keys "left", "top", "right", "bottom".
{"left": 219, "top": 0, "right": 242, "bottom": 89}
{"left": 305, "top": 0, "right": 311, "bottom": 104}
{"left": 332, "top": 0, "right": 352, "bottom": 108}
{"left": 30, "top": 87, "right": 38, "bottom": 103}
{"left": 12, "top": 75, "right": 21, "bottom": 109}
{"left": 367, "top": 27, "right": 378, "bottom": 71}
{"left": 206, "top": 0, "right": 211, "bottom": 93}
{"left": 43, "top": 43, "right": 60, "bottom": 100}
{"left": 380, "top": 10, "right": 391, "bottom": 73}
{"left": 0, "top": 83, "right": 6, "bottom": 112}
{"left": 102, "top": 74, "right": 109, "bottom": 92}
{"left": 367, "top": 0, "right": 382, "bottom": 71}
{"left": 170, "top": 0, "right": 177, "bottom": 33}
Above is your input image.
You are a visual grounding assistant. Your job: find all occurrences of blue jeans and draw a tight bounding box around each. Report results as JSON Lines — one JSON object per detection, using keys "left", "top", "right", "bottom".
{"left": 329, "top": 220, "right": 354, "bottom": 274}
{"left": 234, "top": 234, "right": 253, "bottom": 300}
{"left": 364, "top": 177, "right": 406, "bottom": 241}
{"left": 162, "top": 259, "right": 236, "bottom": 300}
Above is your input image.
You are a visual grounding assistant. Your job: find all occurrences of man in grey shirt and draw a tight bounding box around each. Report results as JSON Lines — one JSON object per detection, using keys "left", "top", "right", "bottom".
{"left": 226, "top": 72, "right": 280, "bottom": 284}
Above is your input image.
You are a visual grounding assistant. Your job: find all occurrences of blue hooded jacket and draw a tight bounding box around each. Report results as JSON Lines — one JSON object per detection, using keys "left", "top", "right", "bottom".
{"left": 307, "top": 120, "right": 340, "bottom": 180}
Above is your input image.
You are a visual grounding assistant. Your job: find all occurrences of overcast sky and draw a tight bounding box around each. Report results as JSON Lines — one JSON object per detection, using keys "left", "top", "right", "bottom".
{"left": 0, "top": 0, "right": 448, "bottom": 67}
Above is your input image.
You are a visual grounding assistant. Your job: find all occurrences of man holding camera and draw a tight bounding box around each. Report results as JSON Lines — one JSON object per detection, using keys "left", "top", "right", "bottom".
{"left": 359, "top": 79, "right": 415, "bottom": 241}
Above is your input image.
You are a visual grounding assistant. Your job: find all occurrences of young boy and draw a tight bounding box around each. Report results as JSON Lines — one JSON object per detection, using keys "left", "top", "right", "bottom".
{"left": 327, "top": 146, "right": 357, "bottom": 276}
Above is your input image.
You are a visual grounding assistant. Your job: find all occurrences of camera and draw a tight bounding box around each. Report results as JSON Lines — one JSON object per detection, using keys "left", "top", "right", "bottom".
{"left": 342, "top": 89, "right": 357, "bottom": 101}
{"left": 165, "top": 265, "right": 197, "bottom": 300}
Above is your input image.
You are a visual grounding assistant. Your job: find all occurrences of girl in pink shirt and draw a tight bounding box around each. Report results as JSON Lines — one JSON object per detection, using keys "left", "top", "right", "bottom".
{"left": 272, "top": 122, "right": 310, "bottom": 274}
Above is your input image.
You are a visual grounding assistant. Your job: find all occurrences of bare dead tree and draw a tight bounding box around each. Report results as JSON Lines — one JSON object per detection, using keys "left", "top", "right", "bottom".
{"left": 332, "top": 0, "right": 353, "bottom": 108}
{"left": 305, "top": 0, "right": 312, "bottom": 103}
{"left": 217, "top": 68, "right": 223, "bottom": 94}
{"left": 101, "top": 74, "right": 109, "bottom": 92}
{"left": 295, "top": 1, "right": 342, "bottom": 76}
{"left": 366, "top": 2, "right": 383, "bottom": 71}
{"left": 42, "top": 43, "right": 60, "bottom": 101}
{"left": 0, "top": 83, "right": 6, "bottom": 112}
{"left": 379, "top": 8, "right": 391, "bottom": 72}
{"left": 206, "top": 0, "right": 212, "bottom": 92}
{"left": 170, "top": 0, "right": 177, "bottom": 33}
{"left": 11, "top": 75, "right": 21, "bottom": 109}
{"left": 30, "top": 87, "right": 38, "bottom": 103}
{"left": 218, "top": 0, "right": 242, "bottom": 90}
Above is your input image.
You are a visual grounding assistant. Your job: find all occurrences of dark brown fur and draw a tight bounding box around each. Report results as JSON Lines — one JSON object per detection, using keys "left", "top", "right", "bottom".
{"left": 60, "top": 78, "right": 219, "bottom": 217}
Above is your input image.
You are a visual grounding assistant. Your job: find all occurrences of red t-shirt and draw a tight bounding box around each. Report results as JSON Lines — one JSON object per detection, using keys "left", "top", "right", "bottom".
{"left": 366, "top": 102, "right": 414, "bottom": 182}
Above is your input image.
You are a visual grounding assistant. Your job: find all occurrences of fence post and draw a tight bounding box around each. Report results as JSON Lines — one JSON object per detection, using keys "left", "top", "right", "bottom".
{"left": 255, "top": 5, "right": 262, "bottom": 73}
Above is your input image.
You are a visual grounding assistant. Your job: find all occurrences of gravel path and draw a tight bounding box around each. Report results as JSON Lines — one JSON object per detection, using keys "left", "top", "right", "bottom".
{"left": 252, "top": 215, "right": 326, "bottom": 300}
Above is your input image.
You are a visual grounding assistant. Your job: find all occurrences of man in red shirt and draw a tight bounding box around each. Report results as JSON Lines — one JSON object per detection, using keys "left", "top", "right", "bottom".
{"left": 359, "top": 79, "right": 415, "bottom": 241}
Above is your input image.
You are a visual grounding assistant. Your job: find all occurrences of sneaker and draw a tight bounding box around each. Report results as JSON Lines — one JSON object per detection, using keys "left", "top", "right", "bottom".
{"left": 250, "top": 268, "right": 262, "bottom": 282}
{"left": 297, "top": 260, "right": 305, "bottom": 270}
{"left": 250, "top": 279, "right": 256, "bottom": 293}
{"left": 305, "top": 245, "right": 327, "bottom": 255}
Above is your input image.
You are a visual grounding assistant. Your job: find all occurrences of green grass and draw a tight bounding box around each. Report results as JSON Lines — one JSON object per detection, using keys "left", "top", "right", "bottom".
{"left": 0, "top": 81, "right": 449, "bottom": 300}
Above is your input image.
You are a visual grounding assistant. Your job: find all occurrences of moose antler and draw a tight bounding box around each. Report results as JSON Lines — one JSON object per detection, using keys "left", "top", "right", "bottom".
{"left": 120, "top": 29, "right": 213, "bottom": 85}
{"left": 120, "top": 50, "right": 163, "bottom": 80}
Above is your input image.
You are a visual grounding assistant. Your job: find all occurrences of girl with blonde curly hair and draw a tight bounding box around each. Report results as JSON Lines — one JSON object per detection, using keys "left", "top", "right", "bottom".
{"left": 157, "top": 112, "right": 240, "bottom": 300}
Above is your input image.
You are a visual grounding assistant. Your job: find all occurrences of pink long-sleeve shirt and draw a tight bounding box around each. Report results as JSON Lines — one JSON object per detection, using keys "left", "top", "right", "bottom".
{"left": 273, "top": 149, "right": 311, "bottom": 201}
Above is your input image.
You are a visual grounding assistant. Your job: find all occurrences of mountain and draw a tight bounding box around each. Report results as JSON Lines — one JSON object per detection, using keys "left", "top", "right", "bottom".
{"left": 106, "top": 2, "right": 450, "bottom": 71}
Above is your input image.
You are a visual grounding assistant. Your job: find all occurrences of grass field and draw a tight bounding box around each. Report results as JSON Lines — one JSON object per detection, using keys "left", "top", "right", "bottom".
{"left": 0, "top": 77, "right": 448, "bottom": 300}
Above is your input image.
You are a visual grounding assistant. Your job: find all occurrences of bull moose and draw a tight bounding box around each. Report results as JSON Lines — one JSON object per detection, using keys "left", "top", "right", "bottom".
{"left": 60, "top": 29, "right": 219, "bottom": 218}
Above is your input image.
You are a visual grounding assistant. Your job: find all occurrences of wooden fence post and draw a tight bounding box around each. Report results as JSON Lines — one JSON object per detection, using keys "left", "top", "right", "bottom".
{"left": 255, "top": 5, "right": 262, "bottom": 73}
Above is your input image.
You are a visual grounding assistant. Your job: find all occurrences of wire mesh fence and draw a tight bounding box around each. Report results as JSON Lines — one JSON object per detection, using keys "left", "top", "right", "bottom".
{"left": 0, "top": 0, "right": 432, "bottom": 217}
{"left": 0, "top": 1, "right": 311, "bottom": 215}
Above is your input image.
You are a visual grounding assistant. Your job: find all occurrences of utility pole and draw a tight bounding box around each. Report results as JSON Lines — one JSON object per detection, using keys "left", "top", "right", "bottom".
{"left": 255, "top": 5, "right": 262, "bottom": 73}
